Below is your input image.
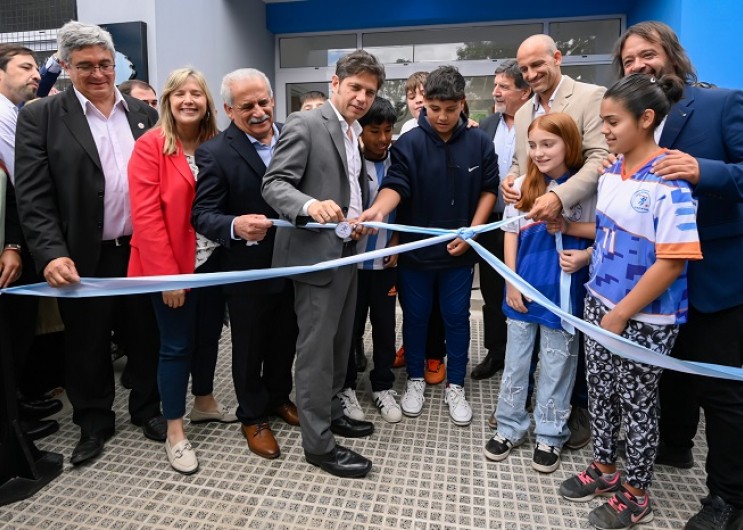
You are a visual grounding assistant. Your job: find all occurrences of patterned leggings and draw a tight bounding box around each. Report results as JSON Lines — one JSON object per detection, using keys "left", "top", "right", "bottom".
{"left": 583, "top": 295, "right": 679, "bottom": 490}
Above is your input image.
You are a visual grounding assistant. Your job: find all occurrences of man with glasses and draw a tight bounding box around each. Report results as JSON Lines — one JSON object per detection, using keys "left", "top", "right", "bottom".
{"left": 14, "top": 21, "right": 164, "bottom": 466}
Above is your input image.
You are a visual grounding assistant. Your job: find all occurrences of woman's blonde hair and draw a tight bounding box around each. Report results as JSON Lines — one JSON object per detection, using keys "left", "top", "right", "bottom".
{"left": 157, "top": 68, "right": 218, "bottom": 155}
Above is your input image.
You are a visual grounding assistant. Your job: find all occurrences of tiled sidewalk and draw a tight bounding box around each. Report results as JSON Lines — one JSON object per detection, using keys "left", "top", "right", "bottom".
{"left": 0, "top": 312, "right": 710, "bottom": 529}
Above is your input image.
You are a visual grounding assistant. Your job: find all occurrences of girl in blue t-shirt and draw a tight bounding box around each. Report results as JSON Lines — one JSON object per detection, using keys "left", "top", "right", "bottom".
{"left": 484, "top": 113, "right": 596, "bottom": 474}
{"left": 559, "top": 74, "right": 703, "bottom": 530}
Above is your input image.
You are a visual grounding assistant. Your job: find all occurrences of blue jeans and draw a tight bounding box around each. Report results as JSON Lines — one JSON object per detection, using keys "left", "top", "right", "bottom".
{"left": 398, "top": 266, "right": 473, "bottom": 386}
{"left": 190, "top": 255, "right": 225, "bottom": 397}
{"left": 495, "top": 319, "right": 578, "bottom": 447}
{"left": 151, "top": 292, "right": 198, "bottom": 420}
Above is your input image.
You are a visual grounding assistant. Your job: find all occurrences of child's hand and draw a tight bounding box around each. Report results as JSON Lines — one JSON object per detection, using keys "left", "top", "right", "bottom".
{"left": 559, "top": 249, "right": 591, "bottom": 273}
{"left": 447, "top": 237, "right": 470, "bottom": 256}
{"left": 505, "top": 284, "right": 529, "bottom": 313}
{"left": 383, "top": 254, "right": 398, "bottom": 268}
{"left": 600, "top": 309, "right": 629, "bottom": 335}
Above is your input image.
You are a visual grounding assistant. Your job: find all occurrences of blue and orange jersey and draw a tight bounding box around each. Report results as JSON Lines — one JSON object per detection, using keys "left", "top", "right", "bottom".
{"left": 586, "top": 150, "right": 703, "bottom": 325}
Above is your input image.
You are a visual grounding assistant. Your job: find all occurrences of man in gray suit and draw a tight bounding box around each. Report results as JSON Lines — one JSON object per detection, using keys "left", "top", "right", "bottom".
{"left": 262, "top": 50, "right": 385, "bottom": 478}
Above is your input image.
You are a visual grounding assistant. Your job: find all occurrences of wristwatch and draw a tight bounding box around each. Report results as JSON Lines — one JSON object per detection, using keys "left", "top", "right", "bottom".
{"left": 3, "top": 243, "right": 22, "bottom": 252}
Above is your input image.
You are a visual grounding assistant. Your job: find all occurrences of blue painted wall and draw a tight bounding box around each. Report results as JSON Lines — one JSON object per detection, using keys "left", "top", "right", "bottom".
{"left": 267, "top": 0, "right": 637, "bottom": 34}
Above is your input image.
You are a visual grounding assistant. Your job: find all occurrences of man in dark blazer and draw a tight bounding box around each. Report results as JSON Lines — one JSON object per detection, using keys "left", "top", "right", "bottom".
{"left": 612, "top": 22, "right": 743, "bottom": 530}
{"left": 262, "top": 50, "right": 384, "bottom": 478}
{"left": 191, "top": 68, "right": 298, "bottom": 460}
{"left": 13, "top": 21, "right": 164, "bottom": 466}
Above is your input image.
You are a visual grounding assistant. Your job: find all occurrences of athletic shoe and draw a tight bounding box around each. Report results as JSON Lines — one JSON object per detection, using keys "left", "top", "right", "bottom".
{"left": 484, "top": 433, "right": 524, "bottom": 461}
{"left": 373, "top": 390, "right": 402, "bottom": 423}
{"left": 400, "top": 378, "right": 425, "bottom": 417}
{"left": 532, "top": 442, "right": 561, "bottom": 473}
{"left": 559, "top": 462, "right": 621, "bottom": 502}
{"left": 444, "top": 384, "right": 472, "bottom": 426}
{"left": 337, "top": 388, "right": 365, "bottom": 421}
{"left": 392, "top": 346, "right": 406, "bottom": 368}
{"left": 424, "top": 359, "right": 446, "bottom": 385}
{"left": 588, "top": 488, "right": 654, "bottom": 529}
{"left": 684, "top": 495, "right": 736, "bottom": 530}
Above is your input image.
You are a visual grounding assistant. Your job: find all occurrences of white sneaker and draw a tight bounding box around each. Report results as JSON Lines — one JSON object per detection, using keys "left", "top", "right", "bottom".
{"left": 401, "top": 378, "right": 426, "bottom": 417}
{"left": 165, "top": 438, "right": 199, "bottom": 474}
{"left": 337, "top": 387, "right": 365, "bottom": 421}
{"left": 445, "top": 384, "right": 473, "bottom": 426}
{"left": 373, "top": 390, "right": 402, "bottom": 423}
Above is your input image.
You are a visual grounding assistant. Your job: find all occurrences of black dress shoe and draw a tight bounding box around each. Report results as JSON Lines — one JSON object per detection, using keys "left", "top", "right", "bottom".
{"left": 656, "top": 441, "right": 694, "bottom": 469}
{"left": 20, "top": 419, "right": 60, "bottom": 441}
{"left": 140, "top": 415, "right": 167, "bottom": 442}
{"left": 305, "top": 445, "right": 372, "bottom": 478}
{"left": 330, "top": 416, "right": 374, "bottom": 438}
{"left": 18, "top": 397, "right": 63, "bottom": 420}
{"left": 470, "top": 351, "right": 505, "bottom": 380}
{"left": 70, "top": 430, "right": 113, "bottom": 466}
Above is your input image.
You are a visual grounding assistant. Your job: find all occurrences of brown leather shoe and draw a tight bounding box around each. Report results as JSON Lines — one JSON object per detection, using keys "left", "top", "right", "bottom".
{"left": 241, "top": 422, "right": 280, "bottom": 459}
{"left": 272, "top": 401, "right": 300, "bottom": 426}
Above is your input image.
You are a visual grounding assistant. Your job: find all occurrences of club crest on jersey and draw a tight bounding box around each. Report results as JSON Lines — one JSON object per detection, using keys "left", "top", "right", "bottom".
{"left": 631, "top": 190, "right": 651, "bottom": 213}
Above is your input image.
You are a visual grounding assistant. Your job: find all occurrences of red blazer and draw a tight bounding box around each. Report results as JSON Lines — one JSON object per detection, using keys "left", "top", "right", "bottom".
{"left": 128, "top": 128, "right": 196, "bottom": 277}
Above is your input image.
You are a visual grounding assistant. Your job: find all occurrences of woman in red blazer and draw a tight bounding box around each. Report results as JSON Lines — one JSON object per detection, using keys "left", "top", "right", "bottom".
{"left": 128, "top": 68, "right": 229, "bottom": 474}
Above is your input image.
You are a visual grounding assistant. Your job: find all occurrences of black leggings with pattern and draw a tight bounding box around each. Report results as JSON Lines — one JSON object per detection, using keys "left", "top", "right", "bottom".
{"left": 583, "top": 295, "right": 679, "bottom": 490}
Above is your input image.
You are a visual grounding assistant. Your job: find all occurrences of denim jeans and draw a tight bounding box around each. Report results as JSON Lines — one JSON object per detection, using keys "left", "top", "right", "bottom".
{"left": 398, "top": 266, "right": 473, "bottom": 386}
{"left": 495, "top": 319, "right": 578, "bottom": 447}
{"left": 151, "top": 292, "right": 198, "bottom": 420}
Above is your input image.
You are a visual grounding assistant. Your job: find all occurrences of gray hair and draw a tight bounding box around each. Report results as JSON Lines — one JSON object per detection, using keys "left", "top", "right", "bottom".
{"left": 220, "top": 68, "right": 273, "bottom": 105}
{"left": 57, "top": 21, "right": 115, "bottom": 64}
{"left": 494, "top": 59, "right": 529, "bottom": 91}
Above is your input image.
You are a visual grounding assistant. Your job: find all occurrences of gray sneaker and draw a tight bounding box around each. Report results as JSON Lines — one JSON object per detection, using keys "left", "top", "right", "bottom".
{"left": 560, "top": 462, "right": 621, "bottom": 502}
{"left": 588, "top": 488, "right": 654, "bottom": 529}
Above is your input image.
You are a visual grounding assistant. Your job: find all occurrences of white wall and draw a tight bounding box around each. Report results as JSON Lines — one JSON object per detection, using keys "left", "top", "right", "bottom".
{"left": 77, "top": 0, "right": 275, "bottom": 129}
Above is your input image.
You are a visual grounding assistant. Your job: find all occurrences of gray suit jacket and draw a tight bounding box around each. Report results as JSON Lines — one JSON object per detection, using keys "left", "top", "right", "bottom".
{"left": 261, "top": 101, "right": 368, "bottom": 285}
{"left": 509, "top": 75, "right": 607, "bottom": 210}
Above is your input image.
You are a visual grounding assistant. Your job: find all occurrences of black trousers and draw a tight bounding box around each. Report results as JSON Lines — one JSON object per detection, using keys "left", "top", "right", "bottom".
{"left": 226, "top": 283, "right": 297, "bottom": 425}
{"left": 346, "top": 268, "right": 397, "bottom": 391}
{"left": 659, "top": 303, "right": 743, "bottom": 508}
{"left": 57, "top": 244, "right": 160, "bottom": 436}
{"left": 478, "top": 213, "right": 507, "bottom": 360}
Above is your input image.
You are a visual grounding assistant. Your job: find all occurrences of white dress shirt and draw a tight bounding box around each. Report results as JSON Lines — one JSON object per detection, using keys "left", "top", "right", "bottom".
{"left": 329, "top": 101, "right": 363, "bottom": 219}
{"left": 493, "top": 115, "right": 516, "bottom": 214}
{"left": 73, "top": 87, "right": 135, "bottom": 240}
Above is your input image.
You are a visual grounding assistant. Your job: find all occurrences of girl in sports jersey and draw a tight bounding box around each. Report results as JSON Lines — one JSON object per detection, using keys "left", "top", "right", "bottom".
{"left": 484, "top": 113, "right": 596, "bottom": 474}
{"left": 559, "top": 74, "right": 702, "bottom": 530}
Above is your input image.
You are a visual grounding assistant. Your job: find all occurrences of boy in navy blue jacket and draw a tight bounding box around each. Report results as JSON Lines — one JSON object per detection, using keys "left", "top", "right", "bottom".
{"left": 356, "top": 65, "right": 498, "bottom": 426}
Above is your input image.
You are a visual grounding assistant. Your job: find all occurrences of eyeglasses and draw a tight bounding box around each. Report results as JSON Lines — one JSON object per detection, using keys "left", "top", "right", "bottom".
{"left": 73, "top": 63, "right": 115, "bottom": 75}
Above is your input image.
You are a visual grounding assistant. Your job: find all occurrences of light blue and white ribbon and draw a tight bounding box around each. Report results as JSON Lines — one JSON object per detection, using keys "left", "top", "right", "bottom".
{"left": 2, "top": 218, "right": 742, "bottom": 382}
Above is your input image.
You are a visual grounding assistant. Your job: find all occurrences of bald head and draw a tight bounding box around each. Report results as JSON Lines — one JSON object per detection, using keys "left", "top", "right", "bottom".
{"left": 518, "top": 34, "right": 558, "bottom": 56}
{"left": 516, "top": 34, "right": 563, "bottom": 97}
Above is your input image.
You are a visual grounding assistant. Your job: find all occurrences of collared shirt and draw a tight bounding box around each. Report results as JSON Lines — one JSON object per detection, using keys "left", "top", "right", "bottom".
{"left": 533, "top": 75, "right": 566, "bottom": 117}
{"left": 245, "top": 123, "right": 279, "bottom": 168}
{"left": 231, "top": 123, "right": 280, "bottom": 243}
{"left": 493, "top": 115, "right": 516, "bottom": 213}
{"left": 0, "top": 93, "right": 18, "bottom": 184}
{"left": 329, "top": 101, "right": 363, "bottom": 219}
{"left": 654, "top": 116, "right": 667, "bottom": 145}
{"left": 73, "top": 87, "right": 135, "bottom": 240}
